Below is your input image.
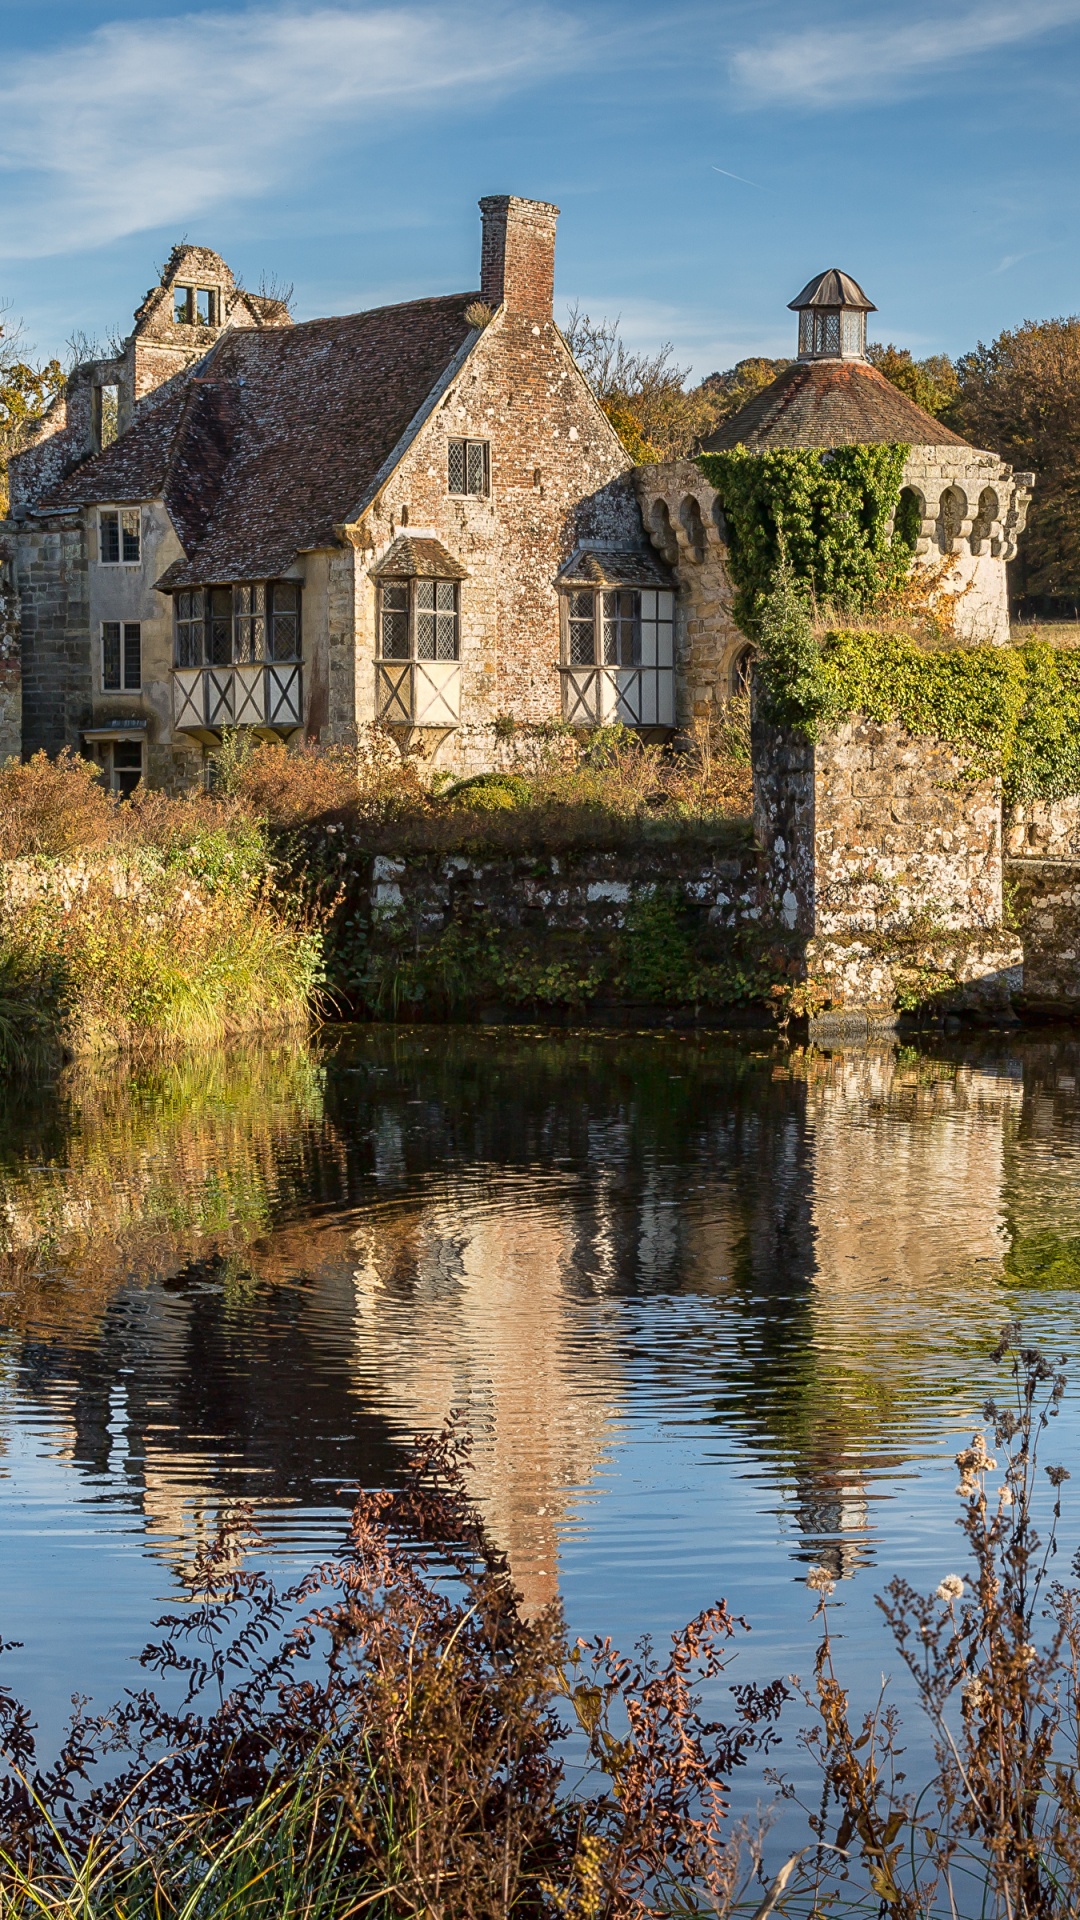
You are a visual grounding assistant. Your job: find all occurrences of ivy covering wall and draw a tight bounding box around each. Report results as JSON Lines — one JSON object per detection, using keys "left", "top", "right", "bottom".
{"left": 758, "top": 612, "right": 1080, "bottom": 805}
{"left": 698, "top": 439, "right": 1080, "bottom": 806}
{"left": 697, "top": 443, "right": 916, "bottom": 634}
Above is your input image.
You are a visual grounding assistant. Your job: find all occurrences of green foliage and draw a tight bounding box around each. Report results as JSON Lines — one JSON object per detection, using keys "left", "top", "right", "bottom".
{"left": 439, "top": 771, "right": 532, "bottom": 812}
{"left": 756, "top": 613, "right": 1080, "bottom": 805}
{"left": 868, "top": 341, "right": 958, "bottom": 417}
{"left": 697, "top": 442, "right": 915, "bottom": 636}
{"left": 161, "top": 819, "right": 271, "bottom": 891}
{"left": 754, "top": 555, "right": 827, "bottom": 726}
{"left": 0, "top": 349, "right": 65, "bottom": 515}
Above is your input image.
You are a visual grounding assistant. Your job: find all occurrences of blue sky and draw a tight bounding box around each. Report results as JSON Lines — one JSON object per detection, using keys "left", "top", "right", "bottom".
{"left": 2, "top": 0, "right": 1080, "bottom": 377}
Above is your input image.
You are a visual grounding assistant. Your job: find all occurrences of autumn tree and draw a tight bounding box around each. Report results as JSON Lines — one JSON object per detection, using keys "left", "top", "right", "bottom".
{"left": 0, "top": 312, "right": 64, "bottom": 517}
{"left": 563, "top": 307, "right": 721, "bottom": 460}
{"left": 695, "top": 358, "right": 791, "bottom": 429}
{"left": 867, "top": 341, "right": 958, "bottom": 417}
{"left": 950, "top": 316, "right": 1080, "bottom": 613}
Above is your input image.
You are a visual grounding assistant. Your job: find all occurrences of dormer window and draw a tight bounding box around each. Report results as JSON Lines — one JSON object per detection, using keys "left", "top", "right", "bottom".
{"left": 174, "top": 286, "right": 218, "bottom": 326}
{"left": 790, "top": 270, "right": 874, "bottom": 362}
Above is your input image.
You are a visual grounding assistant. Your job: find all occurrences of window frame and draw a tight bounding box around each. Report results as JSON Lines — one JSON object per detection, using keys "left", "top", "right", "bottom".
{"left": 172, "top": 582, "right": 303, "bottom": 667}
{"left": 447, "top": 438, "right": 491, "bottom": 498}
{"left": 101, "top": 620, "right": 142, "bottom": 693}
{"left": 561, "top": 587, "right": 675, "bottom": 672}
{"left": 376, "top": 577, "right": 460, "bottom": 663}
{"left": 98, "top": 507, "right": 141, "bottom": 566}
{"left": 173, "top": 285, "right": 219, "bottom": 326}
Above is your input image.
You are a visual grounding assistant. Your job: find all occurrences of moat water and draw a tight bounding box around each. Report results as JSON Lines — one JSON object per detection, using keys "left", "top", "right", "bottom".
{"left": 5, "top": 1023, "right": 1080, "bottom": 1826}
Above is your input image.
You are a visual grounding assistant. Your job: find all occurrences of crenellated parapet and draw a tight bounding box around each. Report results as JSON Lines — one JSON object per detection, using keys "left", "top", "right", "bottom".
{"left": 632, "top": 460, "right": 747, "bottom": 732}
{"left": 896, "top": 448, "right": 1033, "bottom": 644}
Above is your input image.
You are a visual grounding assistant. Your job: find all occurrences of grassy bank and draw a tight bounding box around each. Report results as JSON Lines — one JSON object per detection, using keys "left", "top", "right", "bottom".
{"left": 0, "top": 719, "right": 754, "bottom": 1065}
{"left": 4, "top": 1334, "right": 1080, "bottom": 1919}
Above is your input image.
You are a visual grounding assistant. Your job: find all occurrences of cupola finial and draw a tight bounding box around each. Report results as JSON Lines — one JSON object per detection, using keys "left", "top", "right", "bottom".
{"left": 788, "top": 269, "right": 876, "bottom": 363}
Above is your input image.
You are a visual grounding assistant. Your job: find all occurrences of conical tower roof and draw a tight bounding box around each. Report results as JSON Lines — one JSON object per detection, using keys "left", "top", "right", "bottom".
{"left": 788, "top": 269, "right": 876, "bottom": 313}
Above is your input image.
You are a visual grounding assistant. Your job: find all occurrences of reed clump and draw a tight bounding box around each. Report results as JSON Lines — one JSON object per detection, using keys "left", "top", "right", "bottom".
{"left": 0, "top": 1424, "right": 786, "bottom": 1920}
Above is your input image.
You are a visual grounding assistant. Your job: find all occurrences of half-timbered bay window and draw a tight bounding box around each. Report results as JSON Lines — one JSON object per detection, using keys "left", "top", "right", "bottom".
{"left": 173, "top": 582, "right": 302, "bottom": 667}
{"left": 171, "top": 581, "right": 303, "bottom": 738}
{"left": 372, "top": 536, "right": 466, "bottom": 731}
{"left": 379, "top": 579, "right": 459, "bottom": 661}
{"left": 557, "top": 551, "right": 675, "bottom": 731}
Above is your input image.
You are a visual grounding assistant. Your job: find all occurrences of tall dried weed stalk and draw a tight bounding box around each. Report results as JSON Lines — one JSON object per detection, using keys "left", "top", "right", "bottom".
{"left": 0, "top": 1423, "right": 786, "bottom": 1920}
{"left": 788, "top": 1327, "right": 1080, "bottom": 1919}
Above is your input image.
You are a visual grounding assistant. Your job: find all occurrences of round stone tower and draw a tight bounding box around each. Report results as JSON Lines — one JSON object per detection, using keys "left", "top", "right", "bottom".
{"left": 633, "top": 271, "right": 1035, "bottom": 730}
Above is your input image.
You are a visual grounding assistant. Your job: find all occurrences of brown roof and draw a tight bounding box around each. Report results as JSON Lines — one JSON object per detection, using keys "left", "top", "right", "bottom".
{"left": 38, "top": 292, "right": 480, "bottom": 584}
{"left": 37, "top": 378, "right": 196, "bottom": 510}
{"left": 702, "top": 358, "right": 970, "bottom": 452}
{"left": 788, "top": 269, "right": 875, "bottom": 312}
{"left": 553, "top": 547, "right": 673, "bottom": 589}
{"left": 371, "top": 535, "right": 468, "bottom": 579}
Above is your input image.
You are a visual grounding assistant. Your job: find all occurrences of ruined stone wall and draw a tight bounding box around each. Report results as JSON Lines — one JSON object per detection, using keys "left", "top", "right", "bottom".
{"left": 346, "top": 307, "right": 641, "bottom": 764}
{"left": 752, "top": 713, "right": 1022, "bottom": 1020}
{"left": 18, "top": 514, "right": 91, "bottom": 757}
{"left": 0, "top": 527, "right": 21, "bottom": 762}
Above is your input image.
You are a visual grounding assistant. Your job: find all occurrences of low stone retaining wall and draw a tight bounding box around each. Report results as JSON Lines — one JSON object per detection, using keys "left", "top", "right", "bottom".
{"left": 367, "top": 842, "right": 763, "bottom": 936}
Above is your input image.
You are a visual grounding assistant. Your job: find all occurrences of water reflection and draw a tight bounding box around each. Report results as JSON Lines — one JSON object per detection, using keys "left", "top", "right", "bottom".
{"left": 4, "top": 1028, "right": 1080, "bottom": 1665}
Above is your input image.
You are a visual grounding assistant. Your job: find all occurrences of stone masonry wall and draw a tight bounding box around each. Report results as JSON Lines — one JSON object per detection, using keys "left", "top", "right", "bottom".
{"left": 364, "top": 843, "right": 764, "bottom": 942}
{"left": 344, "top": 304, "right": 641, "bottom": 761}
{"left": 0, "top": 526, "right": 21, "bottom": 763}
{"left": 18, "top": 515, "right": 91, "bottom": 757}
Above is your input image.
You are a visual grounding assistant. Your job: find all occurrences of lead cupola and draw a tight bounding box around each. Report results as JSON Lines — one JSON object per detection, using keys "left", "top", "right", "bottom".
{"left": 789, "top": 268, "right": 875, "bottom": 363}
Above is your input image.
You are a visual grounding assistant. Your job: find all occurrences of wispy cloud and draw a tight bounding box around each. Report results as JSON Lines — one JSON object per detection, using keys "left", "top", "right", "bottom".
{"left": 732, "top": 0, "right": 1080, "bottom": 108}
{"left": 0, "top": 3, "right": 585, "bottom": 258}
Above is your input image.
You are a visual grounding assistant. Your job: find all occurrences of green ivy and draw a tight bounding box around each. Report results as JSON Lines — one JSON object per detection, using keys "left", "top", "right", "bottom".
{"left": 758, "top": 618, "right": 1080, "bottom": 805}
{"left": 696, "top": 443, "right": 915, "bottom": 635}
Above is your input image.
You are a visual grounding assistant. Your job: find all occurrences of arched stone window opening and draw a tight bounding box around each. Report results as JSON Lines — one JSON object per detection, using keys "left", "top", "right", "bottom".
{"left": 894, "top": 486, "right": 924, "bottom": 557}
{"left": 679, "top": 494, "right": 706, "bottom": 563}
{"left": 649, "top": 499, "right": 679, "bottom": 567}
{"left": 970, "top": 487, "right": 1000, "bottom": 555}
{"left": 711, "top": 495, "right": 727, "bottom": 541}
{"left": 937, "top": 485, "right": 967, "bottom": 555}
{"left": 730, "top": 644, "right": 755, "bottom": 697}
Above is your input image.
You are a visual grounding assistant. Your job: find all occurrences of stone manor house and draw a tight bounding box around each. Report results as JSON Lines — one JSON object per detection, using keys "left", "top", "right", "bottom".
{"left": 0, "top": 197, "right": 1034, "bottom": 793}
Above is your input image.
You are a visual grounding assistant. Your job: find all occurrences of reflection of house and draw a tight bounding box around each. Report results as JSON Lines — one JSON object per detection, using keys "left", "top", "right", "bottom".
{"left": 352, "top": 1187, "right": 622, "bottom": 1613}
{"left": 7, "top": 198, "right": 669, "bottom": 787}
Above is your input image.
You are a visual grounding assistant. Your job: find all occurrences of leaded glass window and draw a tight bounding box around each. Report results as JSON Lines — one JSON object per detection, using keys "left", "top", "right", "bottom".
{"left": 567, "top": 589, "right": 596, "bottom": 665}
{"left": 601, "top": 590, "right": 642, "bottom": 668}
{"left": 812, "top": 310, "right": 841, "bottom": 356}
{"left": 379, "top": 582, "right": 410, "bottom": 659}
{"left": 447, "top": 439, "right": 490, "bottom": 496}
{"left": 99, "top": 508, "right": 140, "bottom": 564}
{"left": 101, "top": 621, "right": 141, "bottom": 691}
{"left": 269, "top": 581, "right": 301, "bottom": 661}
{"left": 233, "top": 582, "right": 266, "bottom": 663}
{"left": 416, "top": 580, "right": 458, "bottom": 660}
{"left": 208, "top": 588, "right": 232, "bottom": 664}
{"left": 175, "top": 591, "right": 203, "bottom": 667}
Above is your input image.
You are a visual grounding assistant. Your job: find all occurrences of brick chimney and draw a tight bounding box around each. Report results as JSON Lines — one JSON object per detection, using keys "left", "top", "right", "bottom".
{"left": 479, "top": 195, "right": 559, "bottom": 320}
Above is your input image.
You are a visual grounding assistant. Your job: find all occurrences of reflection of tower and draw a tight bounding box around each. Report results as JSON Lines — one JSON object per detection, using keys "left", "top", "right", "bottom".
{"left": 352, "top": 1180, "right": 623, "bottom": 1612}
{"left": 783, "top": 1046, "right": 1023, "bottom": 1578}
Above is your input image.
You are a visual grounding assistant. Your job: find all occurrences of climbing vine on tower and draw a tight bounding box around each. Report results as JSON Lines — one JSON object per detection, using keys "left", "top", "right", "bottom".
{"left": 696, "top": 443, "right": 915, "bottom": 635}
